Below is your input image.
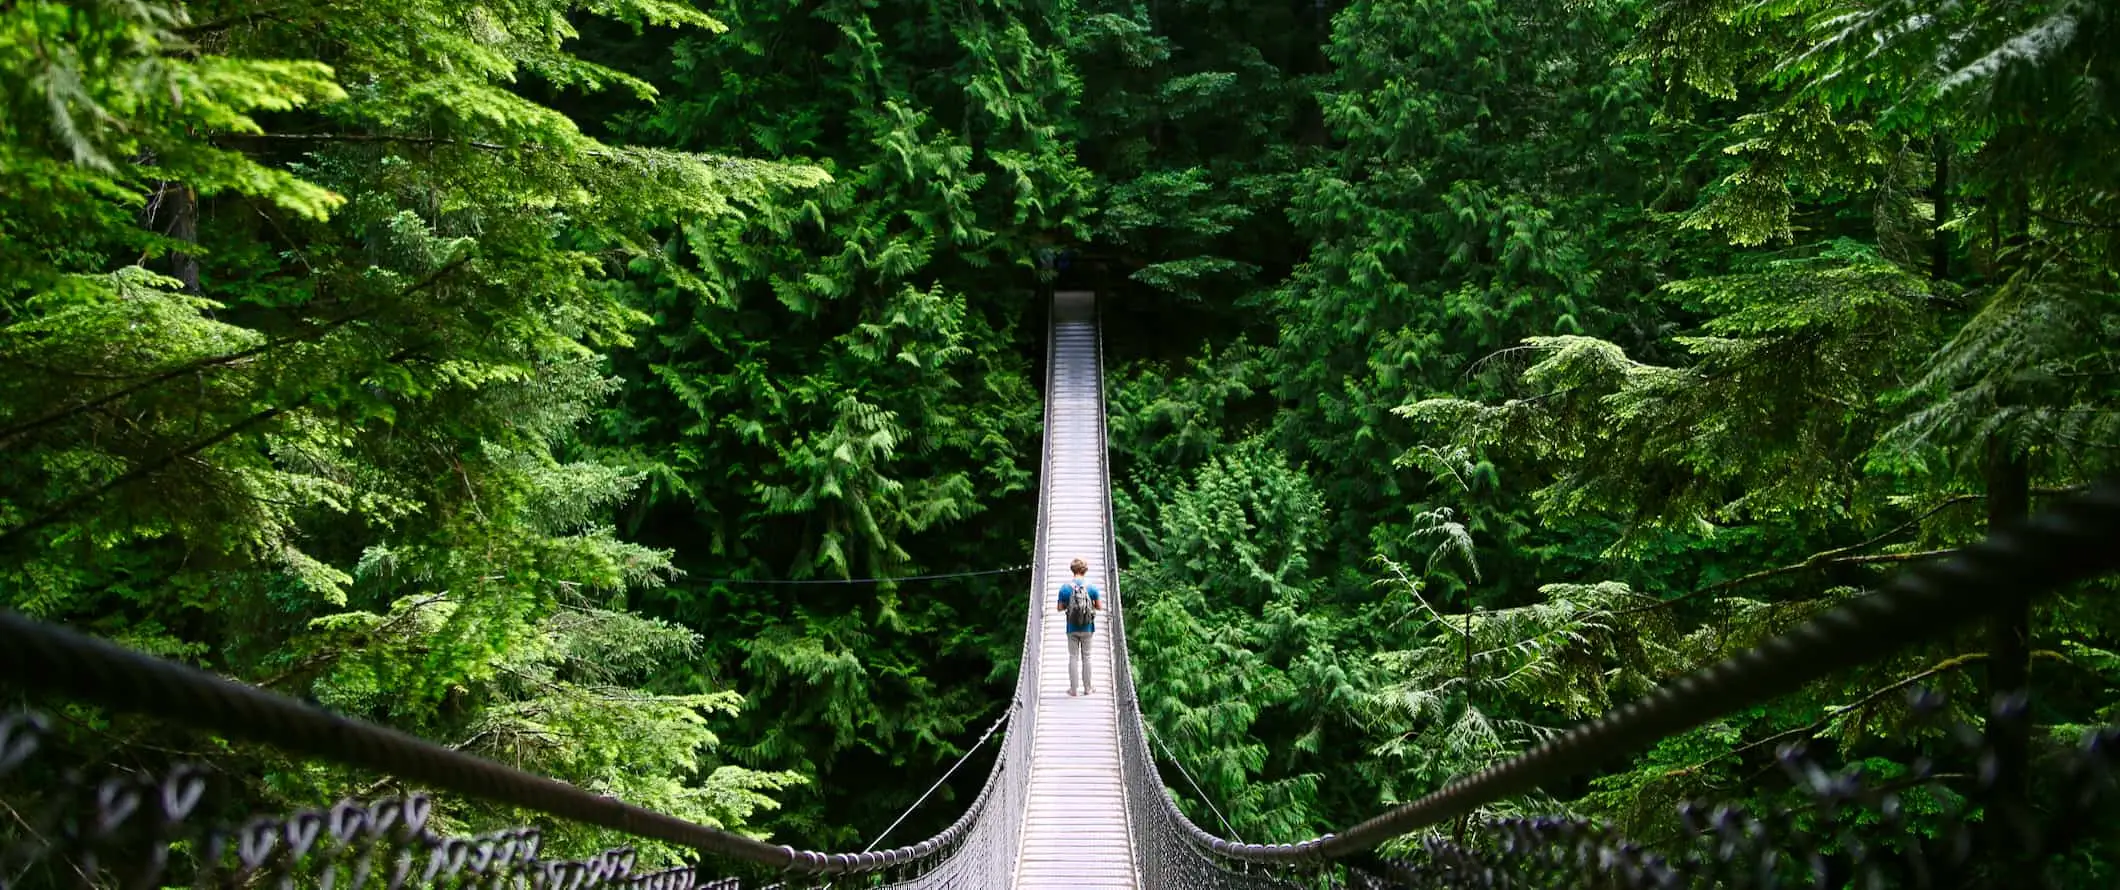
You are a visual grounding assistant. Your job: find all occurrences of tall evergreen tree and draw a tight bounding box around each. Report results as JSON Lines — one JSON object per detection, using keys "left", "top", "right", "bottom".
{"left": 585, "top": 0, "right": 1092, "bottom": 846}
{"left": 1, "top": 0, "right": 812, "bottom": 855}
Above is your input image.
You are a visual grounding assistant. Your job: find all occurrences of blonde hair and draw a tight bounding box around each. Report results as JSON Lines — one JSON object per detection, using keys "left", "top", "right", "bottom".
{"left": 1070, "top": 558, "right": 1088, "bottom": 576}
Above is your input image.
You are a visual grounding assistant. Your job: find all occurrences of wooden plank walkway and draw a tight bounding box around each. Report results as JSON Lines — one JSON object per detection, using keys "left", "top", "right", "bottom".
{"left": 1014, "top": 292, "right": 1138, "bottom": 889}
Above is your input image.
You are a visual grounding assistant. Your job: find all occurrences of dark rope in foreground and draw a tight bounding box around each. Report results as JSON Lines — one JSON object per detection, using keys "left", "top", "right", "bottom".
{"left": 1118, "top": 477, "right": 2120, "bottom": 870}
{"left": 6, "top": 287, "right": 2120, "bottom": 888}
{"left": 1317, "top": 477, "right": 2120, "bottom": 855}
{"left": 0, "top": 610, "right": 1003, "bottom": 879}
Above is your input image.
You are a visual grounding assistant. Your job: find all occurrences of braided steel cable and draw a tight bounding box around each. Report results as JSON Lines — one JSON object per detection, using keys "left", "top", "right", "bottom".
{"left": 1358, "top": 699, "right": 2120, "bottom": 890}
{"left": 0, "top": 291, "right": 1060, "bottom": 890}
{"left": 0, "top": 610, "right": 802, "bottom": 871}
{"left": 1313, "top": 477, "right": 2120, "bottom": 858}
{"left": 0, "top": 610, "right": 1030, "bottom": 882}
{"left": 1091, "top": 296, "right": 1306, "bottom": 890}
{"left": 7, "top": 283, "right": 2120, "bottom": 888}
{"left": 1115, "top": 476, "right": 2120, "bottom": 873}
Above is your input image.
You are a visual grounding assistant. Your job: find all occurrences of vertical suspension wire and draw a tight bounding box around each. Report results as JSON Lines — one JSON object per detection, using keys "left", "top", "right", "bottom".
{"left": 1142, "top": 719, "right": 1244, "bottom": 843}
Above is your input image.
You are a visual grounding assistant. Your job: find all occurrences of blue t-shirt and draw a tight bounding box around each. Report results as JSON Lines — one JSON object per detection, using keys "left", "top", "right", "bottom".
{"left": 1057, "top": 579, "right": 1101, "bottom": 633}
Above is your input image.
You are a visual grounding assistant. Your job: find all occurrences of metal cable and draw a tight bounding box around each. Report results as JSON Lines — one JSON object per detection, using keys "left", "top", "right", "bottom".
{"left": 9, "top": 287, "right": 2120, "bottom": 887}
{"left": 0, "top": 610, "right": 797, "bottom": 869}
{"left": 0, "top": 609, "right": 1019, "bottom": 879}
{"left": 1131, "top": 476, "right": 2120, "bottom": 866}
{"left": 690, "top": 564, "right": 1032, "bottom": 586}
{"left": 1143, "top": 704, "right": 1243, "bottom": 843}
{"left": 861, "top": 705, "right": 1012, "bottom": 853}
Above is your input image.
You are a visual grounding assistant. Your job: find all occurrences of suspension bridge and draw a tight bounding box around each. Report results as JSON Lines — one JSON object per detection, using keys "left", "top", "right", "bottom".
{"left": 3, "top": 291, "right": 2119, "bottom": 888}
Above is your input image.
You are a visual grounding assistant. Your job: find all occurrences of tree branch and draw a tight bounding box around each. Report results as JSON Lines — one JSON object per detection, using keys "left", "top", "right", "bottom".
{"left": 0, "top": 794, "right": 95, "bottom": 888}
{"left": 255, "top": 593, "right": 452, "bottom": 689}
{"left": 221, "top": 132, "right": 510, "bottom": 152}
{"left": 2031, "top": 209, "right": 2120, "bottom": 231}
{"left": 0, "top": 255, "right": 468, "bottom": 444}
{"left": 1830, "top": 548, "right": 1956, "bottom": 566}
{"left": 1799, "top": 493, "right": 1983, "bottom": 565}
{"left": 1662, "top": 652, "right": 1988, "bottom": 780}
{"left": 0, "top": 399, "right": 310, "bottom": 550}
{"left": 174, "top": 6, "right": 299, "bottom": 37}
{"left": 1617, "top": 486, "right": 2086, "bottom": 616}
{"left": 0, "top": 338, "right": 432, "bottom": 549}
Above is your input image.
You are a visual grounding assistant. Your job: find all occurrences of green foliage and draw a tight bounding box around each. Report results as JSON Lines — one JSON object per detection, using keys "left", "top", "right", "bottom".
{"left": 1118, "top": 437, "right": 1323, "bottom": 602}
{"left": 0, "top": 0, "right": 811, "bottom": 854}
{"left": 1265, "top": 0, "right": 1685, "bottom": 592}
{"left": 8, "top": 0, "right": 2117, "bottom": 872}
{"left": 1404, "top": 243, "right": 1940, "bottom": 547}
{"left": 1106, "top": 0, "right": 2119, "bottom": 868}
{"left": 579, "top": 0, "right": 1089, "bottom": 846}
{"left": 1119, "top": 438, "right": 1345, "bottom": 840}
{"left": 1360, "top": 571, "right": 1665, "bottom": 813}
{"left": 305, "top": 599, "right": 805, "bottom": 859}
{"left": 1070, "top": 0, "right": 1323, "bottom": 309}
{"left": 1106, "top": 342, "right": 1267, "bottom": 471}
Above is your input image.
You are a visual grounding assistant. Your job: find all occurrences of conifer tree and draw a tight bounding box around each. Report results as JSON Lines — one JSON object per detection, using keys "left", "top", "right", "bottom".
{"left": 1, "top": 0, "right": 816, "bottom": 854}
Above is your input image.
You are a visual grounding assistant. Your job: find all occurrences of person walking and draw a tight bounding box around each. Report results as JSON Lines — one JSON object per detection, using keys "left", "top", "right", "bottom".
{"left": 1057, "top": 557, "right": 1102, "bottom": 696}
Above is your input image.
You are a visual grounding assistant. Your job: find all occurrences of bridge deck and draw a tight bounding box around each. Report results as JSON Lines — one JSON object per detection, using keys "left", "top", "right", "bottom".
{"left": 1014, "top": 292, "right": 1137, "bottom": 889}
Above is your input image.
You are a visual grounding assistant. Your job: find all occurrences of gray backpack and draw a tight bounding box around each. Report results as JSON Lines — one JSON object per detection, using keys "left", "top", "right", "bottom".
{"left": 1066, "top": 580, "right": 1095, "bottom": 627}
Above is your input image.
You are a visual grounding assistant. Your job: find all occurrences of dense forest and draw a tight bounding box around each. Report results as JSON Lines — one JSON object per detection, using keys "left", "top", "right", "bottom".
{"left": 4, "top": 0, "right": 2117, "bottom": 877}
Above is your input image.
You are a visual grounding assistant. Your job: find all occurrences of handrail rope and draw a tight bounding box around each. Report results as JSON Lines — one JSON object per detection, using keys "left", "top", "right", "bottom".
{"left": 0, "top": 609, "right": 1018, "bottom": 878}
{"left": 1141, "top": 719, "right": 1244, "bottom": 843}
{"left": 690, "top": 564, "right": 1032, "bottom": 586}
{"left": 1096, "top": 305, "right": 1260, "bottom": 885}
{"left": 1090, "top": 296, "right": 1161, "bottom": 885}
{"left": 18, "top": 291, "right": 2113, "bottom": 881}
{"left": 860, "top": 704, "right": 1014, "bottom": 853}
{"left": 1066, "top": 296, "right": 2120, "bottom": 874}
{"left": 1138, "top": 477, "right": 2120, "bottom": 866}
{"left": 0, "top": 610, "right": 795, "bottom": 868}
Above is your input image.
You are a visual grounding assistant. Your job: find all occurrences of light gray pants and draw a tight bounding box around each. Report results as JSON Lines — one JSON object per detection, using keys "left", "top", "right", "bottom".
{"left": 1067, "top": 631, "right": 1094, "bottom": 692}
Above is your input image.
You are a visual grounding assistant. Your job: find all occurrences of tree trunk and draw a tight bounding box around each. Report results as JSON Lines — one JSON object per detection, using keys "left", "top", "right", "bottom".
{"left": 1930, "top": 135, "right": 1951, "bottom": 281}
{"left": 1982, "top": 435, "right": 2031, "bottom": 848}
{"left": 146, "top": 179, "right": 202, "bottom": 293}
{"left": 169, "top": 184, "right": 200, "bottom": 293}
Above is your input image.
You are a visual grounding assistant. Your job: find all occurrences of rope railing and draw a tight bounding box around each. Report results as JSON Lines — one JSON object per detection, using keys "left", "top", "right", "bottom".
{"left": 5, "top": 289, "right": 2120, "bottom": 889}
{"left": 1089, "top": 290, "right": 2120, "bottom": 886}
{"left": 0, "top": 299, "right": 1077, "bottom": 890}
{"left": 0, "top": 326, "right": 1065, "bottom": 889}
{"left": 0, "top": 609, "right": 1026, "bottom": 887}
{"left": 1108, "top": 477, "right": 2120, "bottom": 878}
